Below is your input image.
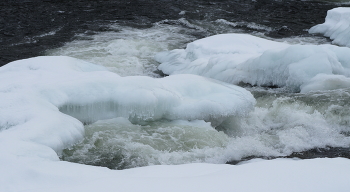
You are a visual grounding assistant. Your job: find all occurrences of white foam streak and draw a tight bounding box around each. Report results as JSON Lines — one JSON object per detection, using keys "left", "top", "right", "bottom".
{"left": 47, "top": 24, "right": 196, "bottom": 76}
{"left": 62, "top": 118, "right": 229, "bottom": 169}
{"left": 215, "top": 19, "right": 273, "bottom": 32}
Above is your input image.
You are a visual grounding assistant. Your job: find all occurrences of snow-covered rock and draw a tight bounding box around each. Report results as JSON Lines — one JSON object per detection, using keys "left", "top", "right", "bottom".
{"left": 309, "top": 7, "right": 350, "bottom": 47}
{"left": 156, "top": 34, "right": 350, "bottom": 92}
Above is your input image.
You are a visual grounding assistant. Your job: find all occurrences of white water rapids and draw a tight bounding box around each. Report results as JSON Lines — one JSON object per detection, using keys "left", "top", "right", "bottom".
{"left": 47, "top": 21, "right": 350, "bottom": 169}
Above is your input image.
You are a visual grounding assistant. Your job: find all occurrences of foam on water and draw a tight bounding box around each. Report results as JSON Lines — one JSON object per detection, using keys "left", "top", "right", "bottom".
{"left": 4, "top": 3, "right": 350, "bottom": 191}
{"left": 46, "top": 24, "right": 197, "bottom": 77}
{"left": 224, "top": 88, "right": 350, "bottom": 158}
{"left": 61, "top": 87, "right": 350, "bottom": 168}
{"left": 215, "top": 19, "right": 273, "bottom": 32}
{"left": 45, "top": 20, "right": 241, "bottom": 77}
{"left": 44, "top": 20, "right": 350, "bottom": 169}
{"left": 61, "top": 118, "right": 229, "bottom": 169}
{"left": 46, "top": 19, "right": 331, "bottom": 78}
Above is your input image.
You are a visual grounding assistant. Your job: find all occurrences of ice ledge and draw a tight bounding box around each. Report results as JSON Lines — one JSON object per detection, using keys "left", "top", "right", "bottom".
{"left": 156, "top": 33, "right": 350, "bottom": 92}
{"left": 309, "top": 7, "right": 350, "bottom": 47}
{"left": 0, "top": 56, "right": 255, "bottom": 153}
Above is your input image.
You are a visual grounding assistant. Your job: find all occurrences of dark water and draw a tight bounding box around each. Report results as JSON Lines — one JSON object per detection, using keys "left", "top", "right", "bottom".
{"left": 227, "top": 147, "right": 350, "bottom": 165}
{"left": 3, "top": 0, "right": 350, "bottom": 168}
{"left": 0, "top": 0, "right": 347, "bottom": 66}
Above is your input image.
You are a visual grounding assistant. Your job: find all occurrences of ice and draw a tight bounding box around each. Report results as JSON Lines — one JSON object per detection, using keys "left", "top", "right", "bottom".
{"left": 156, "top": 33, "right": 288, "bottom": 81}
{"left": 237, "top": 44, "right": 350, "bottom": 92}
{"left": 59, "top": 87, "right": 350, "bottom": 169}
{"left": 301, "top": 74, "right": 350, "bottom": 93}
{"left": 0, "top": 56, "right": 254, "bottom": 153}
{"left": 156, "top": 34, "right": 350, "bottom": 92}
{"left": 1, "top": 52, "right": 350, "bottom": 192}
{"left": 309, "top": 7, "right": 350, "bottom": 47}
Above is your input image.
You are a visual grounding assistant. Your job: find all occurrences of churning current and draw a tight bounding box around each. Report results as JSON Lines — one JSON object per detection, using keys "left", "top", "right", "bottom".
{"left": 4, "top": 0, "right": 349, "bottom": 169}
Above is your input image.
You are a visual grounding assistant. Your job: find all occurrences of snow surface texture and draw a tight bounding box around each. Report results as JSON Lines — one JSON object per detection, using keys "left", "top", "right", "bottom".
{"left": 309, "top": 7, "right": 350, "bottom": 48}
{"left": 156, "top": 34, "right": 350, "bottom": 92}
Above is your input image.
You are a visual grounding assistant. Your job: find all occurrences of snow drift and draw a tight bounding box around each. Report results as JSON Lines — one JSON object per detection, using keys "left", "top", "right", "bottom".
{"left": 156, "top": 34, "right": 350, "bottom": 92}
{"left": 309, "top": 7, "right": 350, "bottom": 48}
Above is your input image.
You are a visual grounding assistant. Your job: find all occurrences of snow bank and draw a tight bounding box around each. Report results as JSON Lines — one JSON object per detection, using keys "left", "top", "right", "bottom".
{"left": 156, "top": 34, "right": 350, "bottom": 92}
{"left": 0, "top": 56, "right": 254, "bottom": 154}
{"left": 309, "top": 7, "right": 350, "bottom": 47}
{"left": 156, "top": 33, "right": 288, "bottom": 77}
{"left": 238, "top": 44, "right": 350, "bottom": 91}
{"left": 2, "top": 156, "right": 350, "bottom": 192}
{"left": 1, "top": 57, "right": 350, "bottom": 192}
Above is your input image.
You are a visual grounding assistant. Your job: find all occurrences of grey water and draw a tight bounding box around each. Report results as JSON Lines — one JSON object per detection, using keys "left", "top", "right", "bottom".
{"left": 59, "top": 87, "right": 350, "bottom": 169}
{"left": 4, "top": 0, "right": 347, "bottom": 169}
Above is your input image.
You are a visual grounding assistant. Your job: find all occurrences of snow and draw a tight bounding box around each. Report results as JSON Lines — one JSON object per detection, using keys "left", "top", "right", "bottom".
{"left": 0, "top": 56, "right": 254, "bottom": 153}
{"left": 156, "top": 34, "right": 350, "bottom": 92}
{"left": 2, "top": 154, "right": 350, "bottom": 192}
{"left": 1, "top": 52, "right": 350, "bottom": 192}
{"left": 309, "top": 7, "right": 350, "bottom": 48}
{"left": 301, "top": 74, "right": 350, "bottom": 93}
{"left": 156, "top": 33, "right": 288, "bottom": 77}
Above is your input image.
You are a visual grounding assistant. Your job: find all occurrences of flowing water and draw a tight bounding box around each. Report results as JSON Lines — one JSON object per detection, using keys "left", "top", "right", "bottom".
{"left": 59, "top": 86, "right": 350, "bottom": 169}
{"left": 2, "top": 0, "right": 350, "bottom": 169}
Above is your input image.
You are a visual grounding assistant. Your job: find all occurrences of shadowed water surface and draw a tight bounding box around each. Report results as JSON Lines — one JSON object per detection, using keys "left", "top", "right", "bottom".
{"left": 1, "top": 0, "right": 347, "bottom": 65}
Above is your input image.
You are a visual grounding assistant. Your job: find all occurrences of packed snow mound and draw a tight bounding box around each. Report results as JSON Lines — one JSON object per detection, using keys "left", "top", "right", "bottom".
{"left": 237, "top": 45, "right": 350, "bottom": 91}
{"left": 156, "top": 34, "right": 350, "bottom": 92}
{"left": 0, "top": 56, "right": 255, "bottom": 153}
{"left": 309, "top": 7, "right": 350, "bottom": 47}
{"left": 156, "top": 33, "right": 288, "bottom": 76}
